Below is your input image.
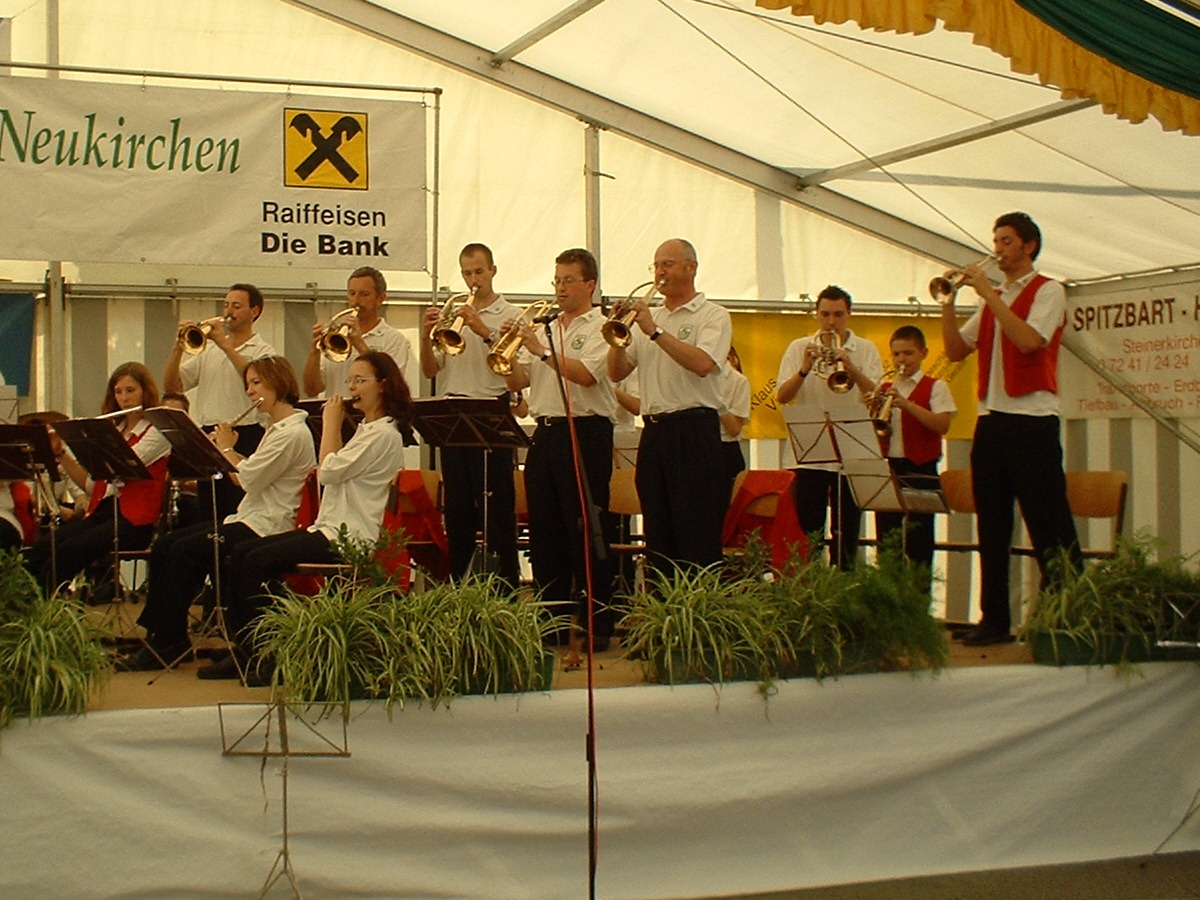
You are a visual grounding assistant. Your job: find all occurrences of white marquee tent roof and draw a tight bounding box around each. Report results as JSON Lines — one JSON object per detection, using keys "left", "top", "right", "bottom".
{"left": 2, "top": 0, "right": 1198, "bottom": 299}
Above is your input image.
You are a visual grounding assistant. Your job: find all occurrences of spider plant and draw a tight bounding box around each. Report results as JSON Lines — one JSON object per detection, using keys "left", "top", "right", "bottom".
{"left": 1022, "top": 533, "right": 1200, "bottom": 667}
{"left": 0, "top": 585, "right": 112, "bottom": 728}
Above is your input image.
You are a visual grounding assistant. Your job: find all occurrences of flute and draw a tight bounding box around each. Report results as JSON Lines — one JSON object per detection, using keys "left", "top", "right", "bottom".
{"left": 229, "top": 397, "right": 263, "bottom": 426}
{"left": 96, "top": 405, "right": 144, "bottom": 420}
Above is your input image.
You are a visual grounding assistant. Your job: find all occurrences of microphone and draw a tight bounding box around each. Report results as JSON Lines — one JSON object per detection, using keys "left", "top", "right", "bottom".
{"left": 532, "top": 309, "right": 562, "bottom": 325}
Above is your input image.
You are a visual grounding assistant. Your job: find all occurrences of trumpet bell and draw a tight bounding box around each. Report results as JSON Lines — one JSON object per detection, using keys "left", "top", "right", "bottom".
{"left": 485, "top": 300, "right": 554, "bottom": 375}
{"left": 431, "top": 291, "right": 473, "bottom": 356}
{"left": 602, "top": 281, "right": 661, "bottom": 349}
{"left": 180, "top": 317, "right": 224, "bottom": 355}
{"left": 929, "top": 255, "right": 1000, "bottom": 304}
{"left": 600, "top": 317, "right": 633, "bottom": 348}
{"left": 318, "top": 308, "right": 357, "bottom": 363}
{"left": 827, "top": 370, "right": 853, "bottom": 393}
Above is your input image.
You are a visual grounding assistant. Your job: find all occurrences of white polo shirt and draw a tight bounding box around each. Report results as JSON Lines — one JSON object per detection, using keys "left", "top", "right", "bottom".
{"left": 718, "top": 365, "right": 751, "bottom": 443}
{"left": 432, "top": 295, "right": 520, "bottom": 399}
{"left": 225, "top": 411, "right": 316, "bottom": 537}
{"left": 959, "top": 270, "right": 1066, "bottom": 417}
{"left": 523, "top": 307, "right": 616, "bottom": 420}
{"left": 312, "top": 415, "right": 406, "bottom": 543}
{"left": 623, "top": 292, "right": 731, "bottom": 416}
{"left": 179, "top": 333, "right": 276, "bottom": 425}
{"left": 318, "top": 319, "right": 412, "bottom": 398}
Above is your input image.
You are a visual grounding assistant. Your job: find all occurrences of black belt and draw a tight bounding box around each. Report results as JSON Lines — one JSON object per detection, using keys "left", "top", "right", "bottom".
{"left": 643, "top": 407, "right": 715, "bottom": 425}
{"left": 535, "top": 415, "right": 607, "bottom": 427}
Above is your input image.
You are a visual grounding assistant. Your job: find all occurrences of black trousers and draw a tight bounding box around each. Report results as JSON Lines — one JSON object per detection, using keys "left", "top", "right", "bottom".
{"left": 875, "top": 457, "right": 939, "bottom": 586}
{"left": 792, "top": 468, "right": 861, "bottom": 570}
{"left": 0, "top": 519, "right": 22, "bottom": 553}
{"left": 137, "top": 519, "right": 258, "bottom": 649}
{"left": 24, "top": 497, "right": 155, "bottom": 594}
{"left": 721, "top": 440, "right": 746, "bottom": 506}
{"left": 441, "top": 444, "right": 520, "bottom": 586}
{"left": 971, "top": 412, "right": 1081, "bottom": 633}
{"left": 225, "top": 528, "right": 340, "bottom": 643}
{"left": 525, "top": 416, "right": 616, "bottom": 639}
{"left": 636, "top": 409, "right": 726, "bottom": 570}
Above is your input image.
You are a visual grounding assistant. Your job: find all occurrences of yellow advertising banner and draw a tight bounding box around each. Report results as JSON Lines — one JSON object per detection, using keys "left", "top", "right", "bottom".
{"left": 732, "top": 311, "right": 978, "bottom": 441}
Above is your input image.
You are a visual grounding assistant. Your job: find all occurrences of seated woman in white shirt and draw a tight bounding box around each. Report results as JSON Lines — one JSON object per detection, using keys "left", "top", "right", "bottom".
{"left": 24, "top": 363, "right": 170, "bottom": 594}
{"left": 199, "top": 350, "right": 414, "bottom": 681}
{"left": 120, "top": 356, "right": 316, "bottom": 671}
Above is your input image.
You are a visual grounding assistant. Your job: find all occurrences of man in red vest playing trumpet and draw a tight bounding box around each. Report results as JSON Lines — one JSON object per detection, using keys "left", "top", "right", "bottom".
{"left": 940, "top": 212, "right": 1081, "bottom": 647}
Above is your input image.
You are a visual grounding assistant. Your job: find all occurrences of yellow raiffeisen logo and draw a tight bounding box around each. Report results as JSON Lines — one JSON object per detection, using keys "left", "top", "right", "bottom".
{"left": 283, "top": 108, "right": 368, "bottom": 190}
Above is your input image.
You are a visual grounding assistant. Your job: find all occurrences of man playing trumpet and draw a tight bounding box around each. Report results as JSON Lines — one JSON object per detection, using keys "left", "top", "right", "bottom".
{"left": 869, "top": 325, "right": 955, "bottom": 587}
{"left": 776, "top": 285, "right": 883, "bottom": 569}
{"left": 940, "top": 211, "right": 1080, "bottom": 646}
{"left": 303, "top": 266, "right": 412, "bottom": 398}
{"left": 500, "top": 247, "right": 618, "bottom": 649}
{"left": 163, "top": 283, "right": 275, "bottom": 521}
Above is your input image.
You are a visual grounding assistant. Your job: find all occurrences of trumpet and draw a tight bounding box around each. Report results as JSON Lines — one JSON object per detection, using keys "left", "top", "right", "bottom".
{"left": 602, "top": 280, "right": 662, "bottom": 348}
{"left": 868, "top": 364, "right": 907, "bottom": 439}
{"left": 431, "top": 286, "right": 477, "bottom": 355}
{"left": 929, "top": 255, "right": 1000, "bottom": 304}
{"left": 487, "top": 300, "right": 555, "bottom": 376}
{"left": 811, "top": 331, "right": 853, "bottom": 393}
{"left": 318, "top": 308, "right": 358, "bottom": 362}
{"left": 179, "top": 316, "right": 228, "bottom": 355}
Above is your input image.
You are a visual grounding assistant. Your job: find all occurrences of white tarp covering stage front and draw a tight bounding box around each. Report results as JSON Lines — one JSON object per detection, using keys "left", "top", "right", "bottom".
{"left": 3, "top": 663, "right": 1199, "bottom": 899}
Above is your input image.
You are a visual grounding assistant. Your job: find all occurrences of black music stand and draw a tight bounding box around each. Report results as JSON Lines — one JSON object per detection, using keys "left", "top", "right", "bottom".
{"left": 53, "top": 416, "right": 151, "bottom": 603}
{"left": 0, "top": 424, "right": 61, "bottom": 582}
{"left": 783, "top": 410, "right": 879, "bottom": 566}
{"left": 142, "top": 406, "right": 240, "bottom": 669}
{"left": 412, "top": 397, "right": 529, "bottom": 577}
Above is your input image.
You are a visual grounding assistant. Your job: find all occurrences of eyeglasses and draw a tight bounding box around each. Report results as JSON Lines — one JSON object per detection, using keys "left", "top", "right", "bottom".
{"left": 345, "top": 376, "right": 377, "bottom": 387}
{"left": 551, "top": 277, "right": 589, "bottom": 287}
{"left": 649, "top": 260, "right": 683, "bottom": 272}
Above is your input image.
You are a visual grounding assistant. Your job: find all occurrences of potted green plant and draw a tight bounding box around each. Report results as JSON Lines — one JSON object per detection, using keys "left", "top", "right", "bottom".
{"left": 1021, "top": 534, "right": 1200, "bottom": 668}
{"left": 0, "top": 550, "right": 111, "bottom": 728}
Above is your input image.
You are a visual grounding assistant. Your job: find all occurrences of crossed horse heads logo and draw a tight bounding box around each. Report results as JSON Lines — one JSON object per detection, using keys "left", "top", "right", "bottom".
{"left": 284, "top": 109, "right": 368, "bottom": 190}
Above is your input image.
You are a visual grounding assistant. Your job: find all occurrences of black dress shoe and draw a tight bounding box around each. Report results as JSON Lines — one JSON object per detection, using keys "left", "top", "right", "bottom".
{"left": 960, "top": 626, "right": 1016, "bottom": 647}
{"left": 196, "top": 652, "right": 243, "bottom": 680}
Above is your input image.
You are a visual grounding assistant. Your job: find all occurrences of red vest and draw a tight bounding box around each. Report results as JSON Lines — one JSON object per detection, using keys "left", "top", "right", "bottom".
{"left": 86, "top": 426, "right": 169, "bottom": 527}
{"left": 10, "top": 482, "right": 37, "bottom": 544}
{"left": 882, "top": 374, "right": 941, "bottom": 466}
{"left": 976, "top": 274, "right": 1063, "bottom": 400}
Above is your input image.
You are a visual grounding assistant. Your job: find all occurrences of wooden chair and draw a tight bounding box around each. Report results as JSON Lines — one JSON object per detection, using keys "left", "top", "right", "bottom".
{"left": 934, "top": 468, "right": 1128, "bottom": 559}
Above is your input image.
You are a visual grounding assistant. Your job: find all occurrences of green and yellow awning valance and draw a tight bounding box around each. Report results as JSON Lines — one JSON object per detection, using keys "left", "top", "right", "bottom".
{"left": 755, "top": 0, "right": 1200, "bottom": 135}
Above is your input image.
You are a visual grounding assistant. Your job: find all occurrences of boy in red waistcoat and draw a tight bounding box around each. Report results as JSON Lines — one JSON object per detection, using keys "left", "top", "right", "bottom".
{"left": 872, "top": 326, "right": 955, "bottom": 588}
{"left": 940, "top": 212, "right": 1081, "bottom": 646}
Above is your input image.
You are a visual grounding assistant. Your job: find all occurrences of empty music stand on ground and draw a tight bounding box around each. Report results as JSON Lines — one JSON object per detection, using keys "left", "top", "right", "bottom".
{"left": 53, "top": 414, "right": 151, "bottom": 602}
{"left": 141, "top": 406, "right": 239, "bottom": 666}
{"left": 0, "top": 423, "right": 61, "bottom": 581}
{"left": 412, "top": 397, "right": 529, "bottom": 578}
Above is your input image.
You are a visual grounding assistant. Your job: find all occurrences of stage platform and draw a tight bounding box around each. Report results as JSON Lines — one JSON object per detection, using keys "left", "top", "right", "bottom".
{"left": 3, "top": 641, "right": 1199, "bottom": 899}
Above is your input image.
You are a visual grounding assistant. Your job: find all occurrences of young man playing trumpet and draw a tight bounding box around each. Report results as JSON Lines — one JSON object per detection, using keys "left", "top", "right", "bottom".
{"left": 303, "top": 265, "right": 412, "bottom": 398}
{"left": 419, "top": 243, "right": 521, "bottom": 586}
{"left": 870, "top": 325, "right": 955, "bottom": 586}
{"left": 163, "top": 283, "right": 275, "bottom": 521}
{"left": 940, "top": 211, "right": 1080, "bottom": 646}
{"left": 776, "top": 285, "right": 883, "bottom": 569}
{"left": 500, "top": 247, "right": 618, "bottom": 649}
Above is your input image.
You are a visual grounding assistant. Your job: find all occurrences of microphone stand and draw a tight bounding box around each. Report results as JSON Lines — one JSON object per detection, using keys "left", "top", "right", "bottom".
{"left": 538, "top": 313, "right": 604, "bottom": 900}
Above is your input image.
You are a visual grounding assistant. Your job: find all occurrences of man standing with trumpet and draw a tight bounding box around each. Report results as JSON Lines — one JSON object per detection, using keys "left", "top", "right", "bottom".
{"left": 163, "top": 283, "right": 275, "bottom": 521}
{"left": 607, "top": 238, "right": 731, "bottom": 570}
{"left": 776, "top": 285, "right": 883, "bottom": 569}
{"left": 939, "top": 211, "right": 1080, "bottom": 646}
{"left": 302, "top": 266, "right": 412, "bottom": 398}
{"left": 419, "top": 243, "right": 521, "bottom": 585}
{"left": 499, "top": 247, "right": 618, "bottom": 648}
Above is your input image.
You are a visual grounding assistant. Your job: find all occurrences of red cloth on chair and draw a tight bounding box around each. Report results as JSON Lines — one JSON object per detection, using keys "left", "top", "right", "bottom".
{"left": 386, "top": 470, "right": 450, "bottom": 583}
{"left": 721, "top": 470, "right": 808, "bottom": 570}
{"left": 10, "top": 482, "right": 37, "bottom": 545}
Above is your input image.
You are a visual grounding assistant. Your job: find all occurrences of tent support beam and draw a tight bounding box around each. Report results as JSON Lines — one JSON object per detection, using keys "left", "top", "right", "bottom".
{"left": 284, "top": 0, "right": 979, "bottom": 265}
{"left": 490, "top": 0, "right": 610, "bottom": 66}
{"left": 800, "top": 99, "right": 1096, "bottom": 187}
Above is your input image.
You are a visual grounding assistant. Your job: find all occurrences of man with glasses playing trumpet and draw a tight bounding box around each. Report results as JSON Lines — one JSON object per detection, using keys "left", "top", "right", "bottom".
{"left": 776, "top": 285, "right": 883, "bottom": 570}
{"left": 163, "top": 283, "right": 276, "bottom": 521}
{"left": 606, "top": 238, "right": 732, "bottom": 570}
{"left": 419, "top": 242, "right": 521, "bottom": 586}
{"left": 302, "top": 265, "right": 412, "bottom": 399}
{"left": 939, "top": 211, "right": 1080, "bottom": 647}
{"left": 497, "top": 247, "right": 619, "bottom": 650}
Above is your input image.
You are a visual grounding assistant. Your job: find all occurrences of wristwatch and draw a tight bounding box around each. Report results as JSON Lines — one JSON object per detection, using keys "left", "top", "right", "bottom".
{"left": 540, "top": 348, "right": 553, "bottom": 361}
{"left": 649, "top": 327, "right": 664, "bottom": 342}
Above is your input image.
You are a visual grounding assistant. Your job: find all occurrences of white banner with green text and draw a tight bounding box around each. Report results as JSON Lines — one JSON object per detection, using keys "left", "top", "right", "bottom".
{"left": 0, "top": 76, "right": 427, "bottom": 270}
